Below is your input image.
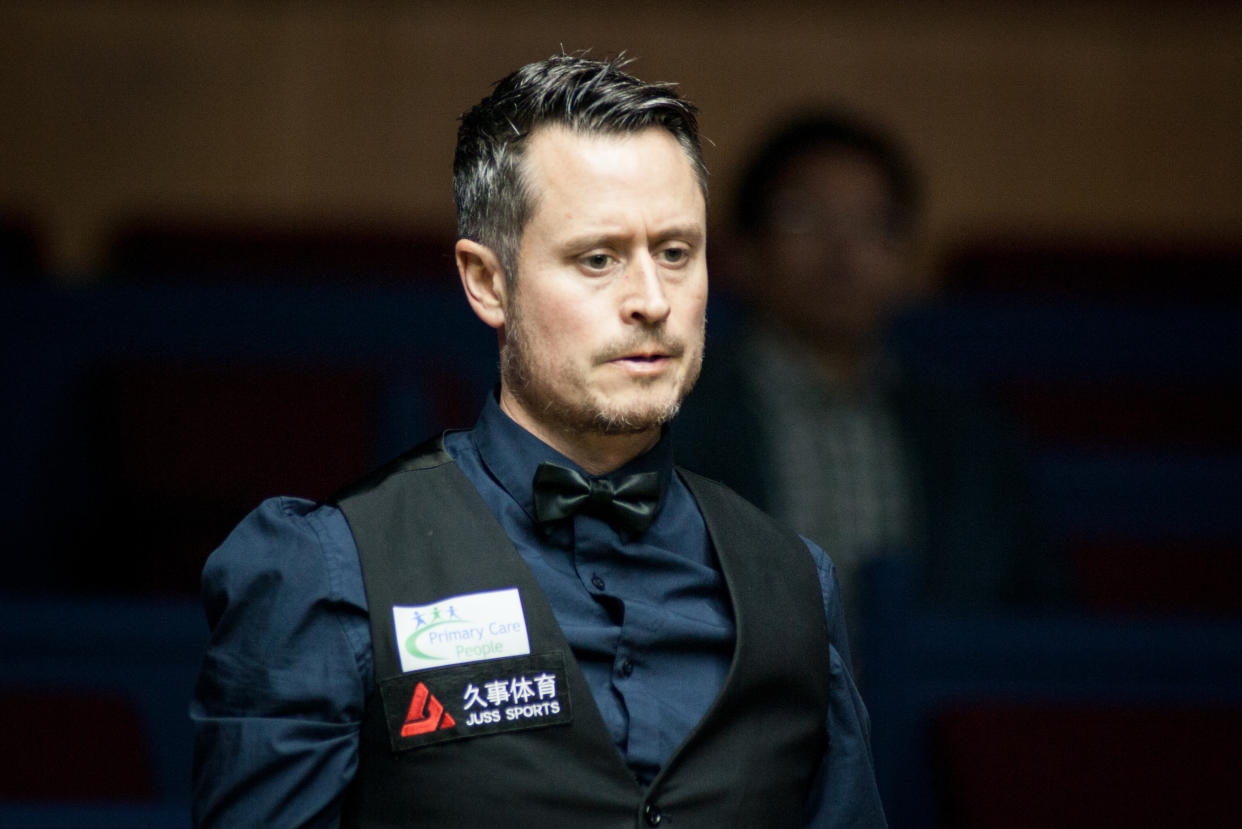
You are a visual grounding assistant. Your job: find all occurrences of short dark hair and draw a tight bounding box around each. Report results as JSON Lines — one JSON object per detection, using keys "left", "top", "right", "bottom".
{"left": 454, "top": 54, "right": 707, "bottom": 280}
{"left": 734, "top": 111, "right": 919, "bottom": 239}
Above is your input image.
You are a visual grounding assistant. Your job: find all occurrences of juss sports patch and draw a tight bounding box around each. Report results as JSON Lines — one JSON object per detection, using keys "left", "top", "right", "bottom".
{"left": 380, "top": 651, "right": 573, "bottom": 751}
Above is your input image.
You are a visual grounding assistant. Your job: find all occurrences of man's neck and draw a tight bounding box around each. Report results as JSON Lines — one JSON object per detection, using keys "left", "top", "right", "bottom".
{"left": 548, "top": 429, "right": 662, "bottom": 476}
{"left": 498, "top": 393, "right": 661, "bottom": 476}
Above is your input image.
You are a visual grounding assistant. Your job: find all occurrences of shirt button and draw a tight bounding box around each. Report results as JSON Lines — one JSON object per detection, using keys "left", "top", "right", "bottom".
{"left": 643, "top": 803, "right": 663, "bottom": 826}
{"left": 590, "top": 574, "right": 605, "bottom": 590}
{"left": 618, "top": 658, "right": 634, "bottom": 678}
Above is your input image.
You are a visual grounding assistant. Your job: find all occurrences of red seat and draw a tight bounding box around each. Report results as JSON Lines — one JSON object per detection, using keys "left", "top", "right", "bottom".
{"left": 996, "top": 380, "right": 1241, "bottom": 453}
{"left": 0, "top": 688, "right": 156, "bottom": 802}
{"left": 933, "top": 702, "right": 1242, "bottom": 828}
{"left": 107, "top": 217, "right": 456, "bottom": 284}
{"left": 75, "top": 359, "right": 380, "bottom": 594}
{"left": 1069, "top": 537, "right": 1242, "bottom": 617}
{"left": 989, "top": 378, "right": 1242, "bottom": 616}
{"left": 940, "top": 236, "right": 1242, "bottom": 304}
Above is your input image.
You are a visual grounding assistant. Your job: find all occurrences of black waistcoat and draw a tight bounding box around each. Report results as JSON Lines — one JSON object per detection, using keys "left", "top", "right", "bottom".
{"left": 337, "top": 439, "right": 831, "bottom": 828}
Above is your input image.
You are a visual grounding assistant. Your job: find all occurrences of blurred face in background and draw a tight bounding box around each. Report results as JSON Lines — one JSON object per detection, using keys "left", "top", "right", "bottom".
{"left": 756, "top": 147, "right": 916, "bottom": 355}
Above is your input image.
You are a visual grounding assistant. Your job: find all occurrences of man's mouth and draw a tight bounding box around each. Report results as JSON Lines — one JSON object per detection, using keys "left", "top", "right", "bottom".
{"left": 601, "top": 347, "right": 677, "bottom": 380}
{"left": 601, "top": 340, "right": 683, "bottom": 364}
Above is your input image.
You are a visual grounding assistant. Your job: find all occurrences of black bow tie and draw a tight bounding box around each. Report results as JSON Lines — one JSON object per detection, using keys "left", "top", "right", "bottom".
{"left": 531, "top": 461, "right": 661, "bottom": 534}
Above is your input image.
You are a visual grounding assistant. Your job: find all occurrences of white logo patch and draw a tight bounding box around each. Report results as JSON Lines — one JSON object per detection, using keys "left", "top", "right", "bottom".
{"left": 392, "top": 587, "right": 530, "bottom": 672}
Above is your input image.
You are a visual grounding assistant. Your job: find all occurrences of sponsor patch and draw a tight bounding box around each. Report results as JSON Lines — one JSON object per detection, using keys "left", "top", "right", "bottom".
{"left": 392, "top": 587, "right": 530, "bottom": 673}
{"left": 380, "top": 651, "right": 573, "bottom": 751}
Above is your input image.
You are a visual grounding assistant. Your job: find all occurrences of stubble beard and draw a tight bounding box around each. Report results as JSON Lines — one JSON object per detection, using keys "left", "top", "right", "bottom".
{"left": 500, "top": 295, "right": 705, "bottom": 437}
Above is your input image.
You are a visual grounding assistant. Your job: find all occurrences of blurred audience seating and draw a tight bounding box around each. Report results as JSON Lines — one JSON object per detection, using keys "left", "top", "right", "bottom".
{"left": 3, "top": 264, "right": 497, "bottom": 823}
{"left": 5, "top": 276, "right": 496, "bottom": 596}
{"left": 0, "top": 689, "right": 155, "bottom": 802}
{"left": 933, "top": 701, "right": 1242, "bottom": 828}
{"left": 0, "top": 593, "right": 207, "bottom": 827}
{"left": 939, "top": 234, "right": 1242, "bottom": 305}
{"left": 863, "top": 237, "right": 1242, "bottom": 826}
{"left": 883, "top": 299, "right": 1242, "bottom": 617}
{"left": 106, "top": 216, "right": 457, "bottom": 285}
{"left": 862, "top": 559, "right": 1242, "bottom": 828}
{"left": 77, "top": 359, "right": 382, "bottom": 594}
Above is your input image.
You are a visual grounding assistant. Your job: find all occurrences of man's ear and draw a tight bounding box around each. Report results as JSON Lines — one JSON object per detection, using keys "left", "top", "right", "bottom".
{"left": 456, "top": 239, "right": 508, "bottom": 330}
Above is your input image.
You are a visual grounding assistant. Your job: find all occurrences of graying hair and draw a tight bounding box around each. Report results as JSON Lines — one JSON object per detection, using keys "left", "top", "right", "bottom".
{"left": 453, "top": 54, "right": 707, "bottom": 281}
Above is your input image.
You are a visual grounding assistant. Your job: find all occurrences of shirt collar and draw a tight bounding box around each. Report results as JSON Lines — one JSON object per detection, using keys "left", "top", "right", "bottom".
{"left": 469, "top": 388, "right": 674, "bottom": 526}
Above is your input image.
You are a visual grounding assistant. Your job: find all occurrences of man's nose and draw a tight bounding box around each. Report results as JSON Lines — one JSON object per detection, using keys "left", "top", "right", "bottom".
{"left": 620, "top": 252, "right": 671, "bottom": 324}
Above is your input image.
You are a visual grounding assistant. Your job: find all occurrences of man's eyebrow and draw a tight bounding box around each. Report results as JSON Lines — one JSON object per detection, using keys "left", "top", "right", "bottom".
{"left": 561, "top": 225, "right": 706, "bottom": 252}
{"left": 653, "top": 225, "right": 706, "bottom": 246}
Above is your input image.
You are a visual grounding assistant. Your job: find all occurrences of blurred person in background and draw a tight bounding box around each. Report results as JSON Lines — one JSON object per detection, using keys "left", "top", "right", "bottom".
{"left": 678, "top": 112, "right": 1066, "bottom": 643}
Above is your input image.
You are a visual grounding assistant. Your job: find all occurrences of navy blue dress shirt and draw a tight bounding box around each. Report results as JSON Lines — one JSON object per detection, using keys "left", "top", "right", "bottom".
{"left": 191, "top": 394, "right": 886, "bottom": 827}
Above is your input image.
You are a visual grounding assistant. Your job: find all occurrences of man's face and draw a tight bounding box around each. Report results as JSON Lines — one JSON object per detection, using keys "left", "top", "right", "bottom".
{"left": 498, "top": 125, "right": 708, "bottom": 442}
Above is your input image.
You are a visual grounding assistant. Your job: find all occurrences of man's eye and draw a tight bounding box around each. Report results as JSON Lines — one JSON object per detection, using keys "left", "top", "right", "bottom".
{"left": 660, "top": 247, "right": 689, "bottom": 264}
{"left": 582, "top": 253, "right": 613, "bottom": 270}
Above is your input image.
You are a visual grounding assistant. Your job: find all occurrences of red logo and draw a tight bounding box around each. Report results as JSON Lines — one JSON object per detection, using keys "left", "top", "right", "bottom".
{"left": 401, "top": 682, "right": 456, "bottom": 737}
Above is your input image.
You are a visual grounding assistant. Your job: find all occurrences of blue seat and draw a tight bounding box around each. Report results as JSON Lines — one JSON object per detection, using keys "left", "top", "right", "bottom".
{"left": 0, "top": 803, "right": 189, "bottom": 829}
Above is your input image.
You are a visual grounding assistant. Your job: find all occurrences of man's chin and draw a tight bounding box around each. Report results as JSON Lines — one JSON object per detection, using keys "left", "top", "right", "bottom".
{"left": 592, "top": 364, "right": 701, "bottom": 435}
{"left": 589, "top": 407, "right": 676, "bottom": 435}
{"left": 581, "top": 389, "right": 684, "bottom": 435}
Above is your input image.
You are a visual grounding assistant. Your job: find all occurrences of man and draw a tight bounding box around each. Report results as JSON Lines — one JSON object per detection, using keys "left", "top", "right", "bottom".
{"left": 192, "top": 56, "right": 886, "bottom": 828}
{"left": 676, "top": 113, "right": 1063, "bottom": 639}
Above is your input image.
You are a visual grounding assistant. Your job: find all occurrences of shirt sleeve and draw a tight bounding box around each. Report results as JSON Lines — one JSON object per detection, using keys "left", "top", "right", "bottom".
{"left": 801, "top": 537, "right": 889, "bottom": 828}
{"left": 190, "top": 497, "right": 372, "bottom": 829}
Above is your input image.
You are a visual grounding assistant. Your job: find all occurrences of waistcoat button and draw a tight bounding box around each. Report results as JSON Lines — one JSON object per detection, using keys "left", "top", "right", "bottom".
{"left": 643, "top": 803, "right": 663, "bottom": 826}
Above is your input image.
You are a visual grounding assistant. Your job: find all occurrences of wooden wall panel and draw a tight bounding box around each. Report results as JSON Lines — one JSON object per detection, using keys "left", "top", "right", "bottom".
{"left": 2, "top": 1, "right": 1239, "bottom": 276}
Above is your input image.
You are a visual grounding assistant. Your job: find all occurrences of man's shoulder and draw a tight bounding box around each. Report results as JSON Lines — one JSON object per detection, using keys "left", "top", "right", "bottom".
{"left": 201, "top": 495, "right": 366, "bottom": 628}
{"left": 208, "top": 496, "right": 345, "bottom": 574}
{"left": 333, "top": 434, "right": 457, "bottom": 504}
